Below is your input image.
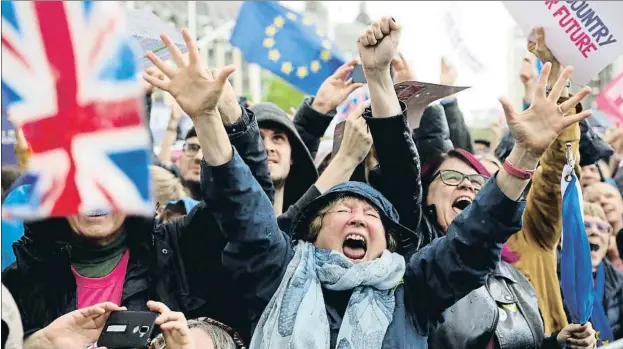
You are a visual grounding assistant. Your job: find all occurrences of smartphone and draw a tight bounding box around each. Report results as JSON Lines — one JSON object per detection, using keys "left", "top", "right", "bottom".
{"left": 332, "top": 121, "right": 346, "bottom": 157}
{"left": 350, "top": 63, "right": 395, "bottom": 84}
{"left": 97, "top": 311, "right": 159, "bottom": 349}
{"left": 351, "top": 64, "right": 367, "bottom": 84}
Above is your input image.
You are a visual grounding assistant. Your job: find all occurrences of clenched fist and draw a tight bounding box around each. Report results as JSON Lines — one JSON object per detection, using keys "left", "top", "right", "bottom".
{"left": 357, "top": 17, "right": 401, "bottom": 76}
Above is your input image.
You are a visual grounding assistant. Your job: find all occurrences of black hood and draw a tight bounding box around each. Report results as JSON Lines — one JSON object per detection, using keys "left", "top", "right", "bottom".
{"left": 251, "top": 103, "right": 318, "bottom": 212}
{"left": 579, "top": 118, "right": 613, "bottom": 167}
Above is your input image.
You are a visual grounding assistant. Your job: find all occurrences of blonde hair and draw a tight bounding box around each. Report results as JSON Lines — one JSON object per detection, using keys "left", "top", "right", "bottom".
{"left": 583, "top": 201, "right": 607, "bottom": 222}
{"left": 150, "top": 166, "right": 187, "bottom": 208}
{"left": 583, "top": 182, "right": 622, "bottom": 204}
{"left": 306, "top": 195, "right": 397, "bottom": 252}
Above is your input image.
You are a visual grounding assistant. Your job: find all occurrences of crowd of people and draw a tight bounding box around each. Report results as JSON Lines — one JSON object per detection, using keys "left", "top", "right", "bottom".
{"left": 1, "top": 14, "right": 623, "bottom": 349}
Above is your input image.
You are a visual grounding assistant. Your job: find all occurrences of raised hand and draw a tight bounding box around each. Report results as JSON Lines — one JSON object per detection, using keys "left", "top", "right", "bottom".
{"left": 143, "top": 28, "right": 235, "bottom": 120}
{"left": 527, "top": 27, "right": 556, "bottom": 65}
{"left": 391, "top": 52, "right": 416, "bottom": 84}
{"left": 209, "top": 67, "right": 243, "bottom": 125}
{"left": 500, "top": 62, "right": 592, "bottom": 159}
{"left": 34, "top": 302, "right": 125, "bottom": 349}
{"left": 312, "top": 59, "right": 365, "bottom": 114}
{"left": 335, "top": 103, "right": 373, "bottom": 165}
{"left": 357, "top": 17, "right": 401, "bottom": 75}
{"left": 148, "top": 301, "right": 194, "bottom": 349}
{"left": 142, "top": 67, "right": 163, "bottom": 95}
{"left": 528, "top": 27, "right": 563, "bottom": 90}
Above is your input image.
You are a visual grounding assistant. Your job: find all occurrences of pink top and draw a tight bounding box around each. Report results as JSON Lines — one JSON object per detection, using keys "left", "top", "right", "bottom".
{"left": 71, "top": 250, "right": 130, "bottom": 308}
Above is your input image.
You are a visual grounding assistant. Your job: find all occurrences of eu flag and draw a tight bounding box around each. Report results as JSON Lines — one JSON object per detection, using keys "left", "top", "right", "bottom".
{"left": 230, "top": 1, "right": 345, "bottom": 96}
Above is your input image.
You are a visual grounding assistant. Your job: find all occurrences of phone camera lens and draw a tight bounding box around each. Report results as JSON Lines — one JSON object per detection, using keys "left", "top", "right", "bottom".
{"left": 139, "top": 326, "right": 150, "bottom": 334}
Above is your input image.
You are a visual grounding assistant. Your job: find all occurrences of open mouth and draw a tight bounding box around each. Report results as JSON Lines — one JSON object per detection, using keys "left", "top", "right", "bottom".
{"left": 86, "top": 209, "right": 111, "bottom": 218}
{"left": 589, "top": 243, "right": 600, "bottom": 252}
{"left": 452, "top": 196, "right": 473, "bottom": 214}
{"left": 342, "top": 233, "right": 367, "bottom": 262}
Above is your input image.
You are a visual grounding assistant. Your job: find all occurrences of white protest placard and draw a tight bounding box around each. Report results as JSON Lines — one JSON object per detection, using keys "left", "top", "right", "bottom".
{"left": 503, "top": 1, "right": 623, "bottom": 85}
{"left": 126, "top": 9, "right": 188, "bottom": 69}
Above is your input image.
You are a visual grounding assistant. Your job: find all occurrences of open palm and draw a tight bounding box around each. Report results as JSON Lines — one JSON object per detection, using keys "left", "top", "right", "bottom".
{"left": 144, "top": 29, "right": 235, "bottom": 120}
{"left": 42, "top": 302, "right": 125, "bottom": 349}
{"left": 501, "top": 62, "right": 592, "bottom": 158}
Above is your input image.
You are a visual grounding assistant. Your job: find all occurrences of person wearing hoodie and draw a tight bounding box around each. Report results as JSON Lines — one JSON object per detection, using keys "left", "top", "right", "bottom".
{"left": 203, "top": 17, "right": 593, "bottom": 348}
{"left": 251, "top": 102, "right": 319, "bottom": 217}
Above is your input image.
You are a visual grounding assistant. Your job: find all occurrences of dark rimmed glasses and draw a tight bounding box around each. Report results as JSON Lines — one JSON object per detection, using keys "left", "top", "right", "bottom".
{"left": 183, "top": 142, "right": 201, "bottom": 156}
{"left": 431, "top": 169, "right": 489, "bottom": 190}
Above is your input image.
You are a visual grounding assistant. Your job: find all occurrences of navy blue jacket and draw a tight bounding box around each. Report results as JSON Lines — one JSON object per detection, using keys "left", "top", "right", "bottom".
{"left": 207, "top": 146, "right": 526, "bottom": 347}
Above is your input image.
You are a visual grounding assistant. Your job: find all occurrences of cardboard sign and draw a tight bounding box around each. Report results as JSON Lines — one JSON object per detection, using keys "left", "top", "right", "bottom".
{"left": 596, "top": 73, "right": 623, "bottom": 125}
{"left": 503, "top": 1, "right": 623, "bottom": 85}
{"left": 126, "top": 9, "right": 188, "bottom": 69}
{"left": 394, "top": 81, "right": 469, "bottom": 106}
{"left": 394, "top": 81, "right": 470, "bottom": 130}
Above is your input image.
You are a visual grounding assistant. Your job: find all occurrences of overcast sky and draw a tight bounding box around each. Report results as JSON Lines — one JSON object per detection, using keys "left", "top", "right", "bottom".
{"left": 281, "top": 1, "right": 522, "bottom": 126}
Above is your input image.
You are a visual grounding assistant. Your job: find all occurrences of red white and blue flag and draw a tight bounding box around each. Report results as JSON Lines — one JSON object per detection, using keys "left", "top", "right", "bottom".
{"left": 1, "top": 1, "right": 153, "bottom": 219}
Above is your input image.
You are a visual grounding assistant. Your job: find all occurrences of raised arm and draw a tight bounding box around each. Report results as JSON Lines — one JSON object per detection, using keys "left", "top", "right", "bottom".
{"left": 403, "top": 62, "right": 592, "bottom": 328}
{"left": 512, "top": 123, "right": 579, "bottom": 250}
{"left": 511, "top": 26, "right": 580, "bottom": 250}
{"left": 439, "top": 59, "right": 474, "bottom": 153}
{"left": 278, "top": 103, "right": 373, "bottom": 233}
{"left": 355, "top": 30, "right": 423, "bottom": 240}
{"left": 203, "top": 77, "right": 275, "bottom": 203}
{"left": 293, "top": 59, "right": 363, "bottom": 158}
{"left": 143, "top": 29, "right": 291, "bottom": 313}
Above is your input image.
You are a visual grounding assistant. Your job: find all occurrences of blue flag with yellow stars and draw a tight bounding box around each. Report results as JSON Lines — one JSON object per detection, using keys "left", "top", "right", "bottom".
{"left": 230, "top": 1, "right": 345, "bottom": 96}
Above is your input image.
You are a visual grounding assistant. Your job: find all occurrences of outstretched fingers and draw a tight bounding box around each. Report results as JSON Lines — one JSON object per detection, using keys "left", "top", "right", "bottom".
{"left": 499, "top": 97, "right": 516, "bottom": 122}
{"left": 214, "top": 65, "right": 236, "bottom": 87}
{"left": 548, "top": 65, "right": 573, "bottom": 102}
{"left": 560, "top": 86, "right": 591, "bottom": 112}
{"left": 561, "top": 110, "right": 592, "bottom": 129}
{"left": 535, "top": 61, "right": 551, "bottom": 99}
{"left": 145, "top": 51, "right": 175, "bottom": 79}
{"left": 181, "top": 29, "right": 201, "bottom": 66}
{"left": 143, "top": 70, "right": 168, "bottom": 91}
{"left": 161, "top": 33, "right": 187, "bottom": 69}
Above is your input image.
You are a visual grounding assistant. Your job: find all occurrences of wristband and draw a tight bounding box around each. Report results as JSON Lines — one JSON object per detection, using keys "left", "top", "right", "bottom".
{"left": 503, "top": 159, "right": 535, "bottom": 180}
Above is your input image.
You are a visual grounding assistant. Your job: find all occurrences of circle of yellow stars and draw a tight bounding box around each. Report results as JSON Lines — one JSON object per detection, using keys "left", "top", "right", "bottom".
{"left": 262, "top": 12, "right": 333, "bottom": 79}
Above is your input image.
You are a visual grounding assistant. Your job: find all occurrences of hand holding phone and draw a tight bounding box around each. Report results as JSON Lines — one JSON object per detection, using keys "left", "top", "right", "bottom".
{"left": 148, "top": 301, "right": 194, "bottom": 349}
{"left": 97, "top": 311, "right": 159, "bottom": 349}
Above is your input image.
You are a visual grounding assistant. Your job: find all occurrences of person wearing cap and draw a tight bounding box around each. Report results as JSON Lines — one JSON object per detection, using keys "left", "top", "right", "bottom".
{"left": 202, "top": 17, "right": 593, "bottom": 348}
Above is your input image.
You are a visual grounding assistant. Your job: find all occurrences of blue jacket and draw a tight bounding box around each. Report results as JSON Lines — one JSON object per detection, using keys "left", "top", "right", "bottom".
{"left": 1, "top": 185, "right": 31, "bottom": 270}
{"left": 207, "top": 147, "right": 525, "bottom": 347}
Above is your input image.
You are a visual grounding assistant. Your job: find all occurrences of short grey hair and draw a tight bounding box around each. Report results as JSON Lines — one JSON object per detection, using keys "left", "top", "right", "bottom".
{"left": 187, "top": 318, "right": 236, "bottom": 349}
{"left": 151, "top": 317, "right": 245, "bottom": 349}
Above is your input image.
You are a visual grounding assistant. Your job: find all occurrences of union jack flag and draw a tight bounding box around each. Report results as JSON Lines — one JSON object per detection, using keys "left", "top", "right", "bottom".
{"left": 1, "top": 1, "right": 153, "bottom": 219}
